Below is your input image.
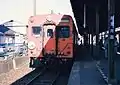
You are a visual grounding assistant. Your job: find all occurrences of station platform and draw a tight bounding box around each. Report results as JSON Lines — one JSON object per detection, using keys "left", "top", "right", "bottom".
{"left": 67, "top": 46, "right": 107, "bottom": 85}
{"left": 67, "top": 61, "right": 106, "bottom": 85}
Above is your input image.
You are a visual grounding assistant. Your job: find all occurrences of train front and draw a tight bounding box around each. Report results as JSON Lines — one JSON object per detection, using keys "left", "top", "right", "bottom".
{"left": 27, "top": 14, "right": 76, "bottom": 68}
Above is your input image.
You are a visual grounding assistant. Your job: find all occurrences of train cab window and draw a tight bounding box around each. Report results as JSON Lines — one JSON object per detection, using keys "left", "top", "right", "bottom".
{"left": 32, "top": 26, "right": 41, "bottom": 35}
{"left": 57, "top": 26, "right": 70, "bottom": 38}
{"left": 47, "top": 29, "right": 53, "bottom": 38}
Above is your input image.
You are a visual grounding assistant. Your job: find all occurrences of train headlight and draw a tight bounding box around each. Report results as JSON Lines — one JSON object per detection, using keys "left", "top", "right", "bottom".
{"left": 28, "top": 41, "right": 35, "bottom": 50}
{"left": 61, "top": 52, "right": 64, "bottom": 55}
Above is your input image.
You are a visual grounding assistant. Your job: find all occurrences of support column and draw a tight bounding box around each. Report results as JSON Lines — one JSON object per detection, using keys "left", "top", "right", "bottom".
{"left": 91, "top": 29, "right": 94, "bottom": 56}
{"left": 83, "top": 4, "right": 86, "bottom": 28}
{"left": 118, "top": 33, "right": 120, "bottom": 52}
{"left": 88, "top": 30, "right": 91, "bottom": 49}
{"left": 83, "top": 4, "right": 88, "bottom": 47}
{"left": 96, "top": 7, "right": 99, "bottom": 46}
{"left": 95, "top": 6, "right": 99, "bottom": 59}
{"left": 119, "top": 33, "right": 120, "bottom": 43}
{"left": 108, "top": 0, "right": 117, "bottom": 84}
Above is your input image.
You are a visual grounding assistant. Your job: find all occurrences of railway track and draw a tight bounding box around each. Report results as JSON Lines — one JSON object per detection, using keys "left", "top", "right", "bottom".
{"left": 11, "top": 61, "right": 72, "bottom": 85}
{"left": 26, "top": 68, "right": 60, "bottom": 85}
{"left": 11, "top": 67, "right": 47, "bottom": 85}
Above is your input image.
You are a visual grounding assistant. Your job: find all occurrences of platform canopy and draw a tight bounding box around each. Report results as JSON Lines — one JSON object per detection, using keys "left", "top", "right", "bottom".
{"left": 70, "top": 0, "right": 120, "bottom": 35}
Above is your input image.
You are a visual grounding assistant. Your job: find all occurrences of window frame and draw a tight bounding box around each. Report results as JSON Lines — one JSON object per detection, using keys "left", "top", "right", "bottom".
{"left": 47, "top": 29, "right": 53, "bottom": 38}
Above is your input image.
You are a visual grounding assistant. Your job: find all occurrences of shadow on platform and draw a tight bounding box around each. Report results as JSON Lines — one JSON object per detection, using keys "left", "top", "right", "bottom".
{"left": 68, "top": 45, "right": 107, "bottom": 85}
{"left": 75, "top": 45, "right": 93, "bottom": 61}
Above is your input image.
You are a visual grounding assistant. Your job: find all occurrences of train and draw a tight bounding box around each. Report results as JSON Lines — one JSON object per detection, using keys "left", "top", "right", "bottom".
{"left": 27, "top": 14, "right": 78, "bottom": 68}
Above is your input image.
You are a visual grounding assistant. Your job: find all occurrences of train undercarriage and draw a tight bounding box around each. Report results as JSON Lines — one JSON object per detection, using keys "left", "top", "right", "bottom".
{"left": 29, "top": 54, "right": 73, "bottom": 69}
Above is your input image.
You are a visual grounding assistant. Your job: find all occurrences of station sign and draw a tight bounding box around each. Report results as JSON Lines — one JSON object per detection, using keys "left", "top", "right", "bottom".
{"left": 109, "top": 15, "right": 115, "bottom": 40}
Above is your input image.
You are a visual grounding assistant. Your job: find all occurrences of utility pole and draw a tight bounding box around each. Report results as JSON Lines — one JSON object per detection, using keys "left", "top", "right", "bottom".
{"left": 51, "top": 10, "right": 54, "bottom": 14}
{"left": 108, "top": 0, "right": 117, "bottom": 84}
{"left": 33, "top": 0, "right": 36, "bottom": 16}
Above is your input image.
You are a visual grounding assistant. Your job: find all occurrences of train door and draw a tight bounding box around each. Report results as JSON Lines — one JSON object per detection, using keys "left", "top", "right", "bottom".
{"left": 42, "top": 24, "right": 56, "bottom": 55}
{"left": 56, "top": 26, "right": 73, "bottom": 57}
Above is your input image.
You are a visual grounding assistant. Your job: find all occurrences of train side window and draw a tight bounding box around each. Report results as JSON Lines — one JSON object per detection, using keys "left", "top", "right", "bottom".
{"left": 47, "top": 29, "right": 53, "bottom": 38}
{"left": 32, "top": 26, "right": 41, "bottom": 35}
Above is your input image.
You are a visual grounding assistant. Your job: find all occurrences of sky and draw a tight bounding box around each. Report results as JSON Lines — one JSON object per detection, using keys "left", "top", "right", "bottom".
{"left": 0, "top": 0, "right": 78, "bottom": 34}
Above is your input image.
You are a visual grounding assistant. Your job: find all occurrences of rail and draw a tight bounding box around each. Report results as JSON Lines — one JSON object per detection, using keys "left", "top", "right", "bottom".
{"left": 50, "top": 72, "right": 60, "bottom": 85}
{"left": 26, "top": 67, "right": 60, "bottom": 85}
{"left": 26, "top": 67, "right": 47, "bottom": 85}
